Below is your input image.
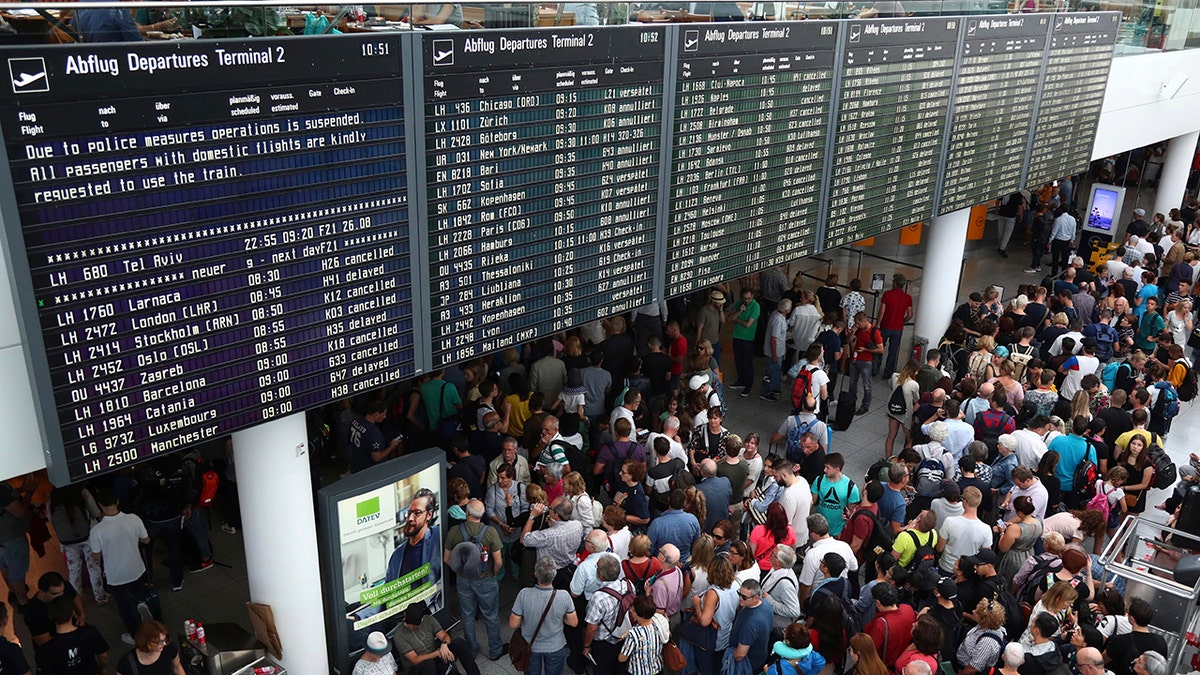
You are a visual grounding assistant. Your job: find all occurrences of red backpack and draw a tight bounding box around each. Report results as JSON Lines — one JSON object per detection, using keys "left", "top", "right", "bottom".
{"left": 197, "top": 468, "right": 220, "bottom": 508}
{"left": 791, "top": 366, "right": 816, "bottom": 410}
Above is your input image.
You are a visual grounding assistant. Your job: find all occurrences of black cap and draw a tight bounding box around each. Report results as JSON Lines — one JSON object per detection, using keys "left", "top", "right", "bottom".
{"left": 936, "top": 577, "right": 958, "bottom": 599}
{"left": 1081, "top": 337, "right": 1099, "bottom": 349}
{"left": 963, "top": 549, "right": 999, "bottom": 567}
{"left": 403, "top": 603, "right": 427, "bottom": 626}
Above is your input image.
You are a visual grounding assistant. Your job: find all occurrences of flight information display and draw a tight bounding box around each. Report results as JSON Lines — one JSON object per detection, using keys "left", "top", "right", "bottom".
{"left": 825, "top": 18, "right": 959, "bottom": 249}
{"left": 0, "top": 36, "right": 416, "bottom": 483}
{"left": 666, "top": 22, "right": 837, "bottom": 297}
{"left": 423, "top": 28, "right": 664, "bottom": 367}
{"left": 1025, "top": 13, "right": 1119, "bottom": 187}
{"left": 939, "top": 15, "right": 1049, "bottom": 214}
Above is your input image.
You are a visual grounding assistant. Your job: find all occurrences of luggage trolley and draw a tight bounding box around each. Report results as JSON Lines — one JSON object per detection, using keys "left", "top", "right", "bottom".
{"left": 1099, "top": 515, "right": 1200, "bottom": 674}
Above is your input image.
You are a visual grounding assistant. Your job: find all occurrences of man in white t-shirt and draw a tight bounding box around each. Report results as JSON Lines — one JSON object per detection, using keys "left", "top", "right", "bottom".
{"left": 1059, "top": 338, "right": 1101, "bottom": 400}
{"left": 645, "top": 416, "right": 687, "bottom": 466}
{"left": 88, "top": 490, "right": 151, "bottom": 644}
{"left": 797, "top": 514, "right": 857, "bottom": 604}
{"left": 1011, "top": 417, "right": 1052, "bottom": 468}
{"left": 775, "top": 463, "right": 811, "bottom": 543}
{"left": 936, "top": 486, "right": 993, "bottom": 575}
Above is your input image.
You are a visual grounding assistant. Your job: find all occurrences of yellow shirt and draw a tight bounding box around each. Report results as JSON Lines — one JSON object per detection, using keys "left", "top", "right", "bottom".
{"left": 891, "top": 528, "right": 938, "bottom": 568}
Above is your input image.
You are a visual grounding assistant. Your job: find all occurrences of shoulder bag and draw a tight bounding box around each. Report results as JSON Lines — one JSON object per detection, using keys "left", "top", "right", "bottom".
{"left": 510, "top": 589, "right": 557, "bottom": 671}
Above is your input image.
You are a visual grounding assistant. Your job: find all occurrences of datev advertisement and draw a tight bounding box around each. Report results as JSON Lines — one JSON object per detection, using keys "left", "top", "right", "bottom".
{"left": 338, "top": 462, "right": 443, "bottom": 643}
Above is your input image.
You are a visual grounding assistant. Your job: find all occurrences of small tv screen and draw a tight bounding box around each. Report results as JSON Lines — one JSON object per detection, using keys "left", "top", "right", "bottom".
{"left": 1089, "top": 188, "right": 1119, "bottom": 231}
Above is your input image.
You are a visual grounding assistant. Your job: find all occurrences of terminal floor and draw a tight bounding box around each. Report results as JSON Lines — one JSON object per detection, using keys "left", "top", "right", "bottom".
{"left": 4, "top": 213, "right": 1197, "bottom": 673}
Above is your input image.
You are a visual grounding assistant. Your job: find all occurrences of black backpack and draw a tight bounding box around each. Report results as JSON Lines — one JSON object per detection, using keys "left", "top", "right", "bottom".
{"left": 1178, "top": 362, "right": 1198, "bottom": 402}
{"left": 1147, "top": 442, "right": 1178, "bottom": 490}
{"left": 602, "top": 440, "right": 641, "bottom": 495}
{"left": 901, "top": 529, "right": 939, "bottom": 572}
{"left": 852, "top": 507, "right": 896, "bottom": 569}
{"left": 993, "top": 585, "right": 1025, "bottom": 642}
{"left": 887, "top": 385, "right": 908, "bottom": 416}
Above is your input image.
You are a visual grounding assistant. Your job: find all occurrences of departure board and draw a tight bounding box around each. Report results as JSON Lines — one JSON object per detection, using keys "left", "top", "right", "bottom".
{"left": 825, "top": 18, "right": 959, "bottom": 249}
{"left": 0, "top": 36, "right": 415, "bottom": 484}
{"left": 939, "top": 15, "right": 1049, "bottom": 215}
{"left": 1025, "top": 13, "right": 1119, "bottom": 187}
{"left": 666, "top": 23, "right": 837, "bottom": 297}
{"left": 424, "top": 28, "right": 664, "bottom": 367}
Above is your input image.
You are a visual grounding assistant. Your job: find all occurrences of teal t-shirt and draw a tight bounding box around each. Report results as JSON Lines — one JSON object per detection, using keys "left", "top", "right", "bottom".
{"left": 810, "top": 474, "right": 860, "bottom": 537}
{"left": 419, "top": 379, "right": 461, "bottom": 426}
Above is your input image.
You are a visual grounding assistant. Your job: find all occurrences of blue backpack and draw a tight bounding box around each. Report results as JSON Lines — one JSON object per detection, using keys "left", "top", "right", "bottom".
{"left": 1084, "top": 322, "right": 1117, "bottom": 362}
{"left": 1100, "top": 361, "right": 1125, "bottom": 392}
{"left": 1152, "top": 381, "right": 1180, "bottom": 423}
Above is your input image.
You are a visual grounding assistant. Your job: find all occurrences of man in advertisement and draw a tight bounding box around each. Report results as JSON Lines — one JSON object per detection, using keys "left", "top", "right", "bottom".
{"left": 386, "top": 489, "right": 442, "bottom": 593}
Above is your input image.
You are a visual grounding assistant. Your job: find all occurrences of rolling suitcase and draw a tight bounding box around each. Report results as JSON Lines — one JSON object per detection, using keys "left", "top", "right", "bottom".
{"left": 831, "top": 373, "right": 856, "bottom": 431}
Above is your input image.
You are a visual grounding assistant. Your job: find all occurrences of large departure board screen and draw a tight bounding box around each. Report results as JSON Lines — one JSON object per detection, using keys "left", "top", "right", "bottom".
{"left": 825, "top": 18, "right": 959, "bottom": 249}
{"left": 423, "top": 28, "right": 664, "bottom": 367}
{"left": 938, "top": 15, "right": 1048, "bottom": 215}
{"left": 1025, "top": 13, "right": 1119, "bottom": 187}
{"left": 665, "top": 23, "right": 836, "bottom": 298}
{"left": 0, "top": 36, "right": 415, "bottom": 484}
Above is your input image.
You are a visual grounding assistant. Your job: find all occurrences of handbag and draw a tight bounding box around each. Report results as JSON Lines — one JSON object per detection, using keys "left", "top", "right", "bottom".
{"left": 679, "top": 605, "right": 721, "bottom": 652}
{"left": 1124, "top": 493, "right": 1138, "bottom": 509}
{"left": 663, "top": 639, "right": 687, "bottom": 671}
{"left": 510, "top": 589, "right": 557, "bottom": 671}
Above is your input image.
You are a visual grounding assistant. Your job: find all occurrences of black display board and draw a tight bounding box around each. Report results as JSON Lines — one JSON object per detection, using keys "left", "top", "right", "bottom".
{"left": 422, "top": 27, "right": 664, "bottom": 367}
{"left": 665, "top": 22, "right": 837, "bottom": 297}
{"left": 825, "top": 18, "right": 959, "bottom": 249}
{"left": 939, "top": 15, "right": 1049, "bottom": 214}
{"left": 1025, "top": 12, "right": 1120, "bottom": 188}
{"left": 0, "top": 36, "right": 416, "bottom": 483}
{"left": 0, "top": 16, "right": 1122, "bottom": 484}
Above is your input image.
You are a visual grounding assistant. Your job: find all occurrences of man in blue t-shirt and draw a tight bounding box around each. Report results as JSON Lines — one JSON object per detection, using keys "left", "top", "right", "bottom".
{"left": 730, "top": 579, "right": 775, "bottom": 672}
{"left": 1048, "top": 416, "right": 1096, "bottom": 507}
{"left": 876, "top": 463, "right": 909, "bottom": 536}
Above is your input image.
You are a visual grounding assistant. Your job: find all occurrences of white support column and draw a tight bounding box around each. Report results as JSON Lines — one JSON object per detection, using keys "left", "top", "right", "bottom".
{"left": 1154, "top": 129, "right": 1200, "bottom": 220}
{"left": 913, "top": 208, "right": 971, "bottom": 348}
{"left": 232, "top": 414, "right": 329, "bottom": 675}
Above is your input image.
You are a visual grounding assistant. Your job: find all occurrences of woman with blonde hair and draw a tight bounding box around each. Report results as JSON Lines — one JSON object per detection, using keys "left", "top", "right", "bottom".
{"left": 686, "top": 533, "right": 716, "bottom": 604}
{"left": 1069, "top": 390, "right": 1091, "bottom": 422}
{"left": 886, "top": 360, "right": 921, "bottom": 456}
{"left": 1019, "top": 581, "right": 1077, "bottom": 648}
{"left": 847, "top": 633, "right": 888, "bottom": 675}
{"left": 968, "top": 335, "right": 997, "bottom": 381}
{"left": 562, "top": 471, "right": 597, "bottom": 528}
{"left": 621, "top": 534, "right": 662, "bottom": 593}
{"left": 684, "top": 485, "right": 707, "bottom": 529}
{"left": 956, "top": 598, "right": 1008, "bottom": 674}
{"left": 561, "top": 335, "right": 587, "bottom": 370}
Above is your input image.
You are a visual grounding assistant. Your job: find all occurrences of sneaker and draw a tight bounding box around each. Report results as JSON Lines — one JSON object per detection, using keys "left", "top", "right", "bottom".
{"left": 171, "top": 580, "right": 184, "bottom": 592}
{"left": 121, "top": 633, "right": 135, "bottom": 646}
{"left": 759, "top": 393, "right": 778, "bottom": 402}
{"left": 998, "top": 249, "right": 1008, "bottom": 258}
{"left": 137, "top": 602, "right": 152, "bottom": 623}
{"left": 189, "top": 559, "right": 215, "bottom": 574}
{"left": 1024, "top": 268, "right": 1039, "bottom": 274}
{"left": 221, "top": 523, "right": 238, "bottom": 535}
{"left": 855, "top": 406, "right": 870, "bottom": 415}
{"left": 740, "top": 387, "right": 751, "bottom": 398}
{"left": 95, "top": 595, "right": 112, "bottom": 606}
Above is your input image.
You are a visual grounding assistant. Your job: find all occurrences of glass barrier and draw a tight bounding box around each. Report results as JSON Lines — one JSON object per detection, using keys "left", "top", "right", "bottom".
{"left": 0, "top": 1, "right": 1195, "bottom": 54}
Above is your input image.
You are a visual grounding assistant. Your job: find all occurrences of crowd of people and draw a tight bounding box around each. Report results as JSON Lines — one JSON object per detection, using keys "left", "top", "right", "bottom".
{"left": 332, "top": 202, "right": 1196, "bottom": 675}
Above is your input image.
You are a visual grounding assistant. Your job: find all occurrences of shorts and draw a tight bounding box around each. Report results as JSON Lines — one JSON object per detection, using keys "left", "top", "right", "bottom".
{"left": 0, "top": 534, "right": 30, "bottom": 582}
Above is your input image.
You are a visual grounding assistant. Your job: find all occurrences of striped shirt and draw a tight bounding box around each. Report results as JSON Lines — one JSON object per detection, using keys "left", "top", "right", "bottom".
{"left": 620, "top": 623, "right": 664, "bottom": 675}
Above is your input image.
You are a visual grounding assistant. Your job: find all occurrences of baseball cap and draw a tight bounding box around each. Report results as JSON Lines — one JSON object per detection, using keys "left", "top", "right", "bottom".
{"left": 964, "top": 549, "right": 999, "bottom": 567}
{"left": 689, "top": 374, "right": 709, "bottom": 390}
{"left": 936, "top": 577, "right": 958, "bottom": 599}
{"left": 1133, "top": 208, "right": 1146, "bottom": 217}
{"left": 1081, "top": 337, "right": 1099, "bottom": 349}
{"left": 404, "top": 603, "right": 427, "bottom": 626}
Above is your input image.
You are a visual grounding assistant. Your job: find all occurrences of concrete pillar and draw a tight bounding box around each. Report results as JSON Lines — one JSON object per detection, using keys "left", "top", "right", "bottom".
{"left": 232, "top": 413, "right": 329, "bottom": 675}
{"left": 1154, "top": 129, "right": 1199, "bottom": 219}
{"left": 913, "top": 207, "right": 971, "bottom": 348}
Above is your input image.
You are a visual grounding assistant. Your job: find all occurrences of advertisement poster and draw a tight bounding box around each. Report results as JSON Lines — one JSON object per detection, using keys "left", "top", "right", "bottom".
{"left": 336, "top": 463, "right": 443, "bottom": 650}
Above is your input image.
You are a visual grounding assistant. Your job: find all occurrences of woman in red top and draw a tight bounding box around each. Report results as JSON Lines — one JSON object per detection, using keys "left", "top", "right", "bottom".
{"left": 621, "top": 534, "right": 662, "bottom": 593}
{"left": 749, "top": 502, "right": 796, "bottom": 571}
{"left": 893, "top": 615, "right": 943, "bottom": 675}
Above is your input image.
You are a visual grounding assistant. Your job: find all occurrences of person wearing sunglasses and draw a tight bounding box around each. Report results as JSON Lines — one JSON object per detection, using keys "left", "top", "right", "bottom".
{"left": 728, "top": 580, "right": 773, "bottom": 673}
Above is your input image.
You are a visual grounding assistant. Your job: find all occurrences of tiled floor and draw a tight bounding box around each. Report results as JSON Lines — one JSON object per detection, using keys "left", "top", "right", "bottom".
{"left": 4, "top": 185, "right": 1195, "bottom": 673}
